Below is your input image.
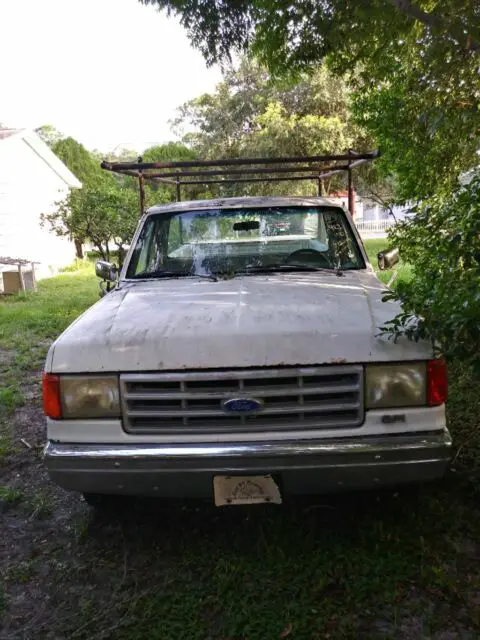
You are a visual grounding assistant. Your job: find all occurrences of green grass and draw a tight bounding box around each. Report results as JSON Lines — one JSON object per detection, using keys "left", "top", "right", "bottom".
{"left": 60, "top": 257, "right": 95, "bottom": 273}
{"left": 0, "top": 265, "right": 98, "bottom": 443}
{"left": 0, "top": 386, "right": 23, "bottom": 415}
{"left": 27, "top": 491, "right": 55, "bottom": 520}
{"left": 62, "top": 487, "right": 480, "bottom": 639}
{"left": 3, "top": 560, "right": 37, "bottom": 585}
{"left": 1, "top": 257, "right": 480, "bottom": 639}
{"left": 0, "top": 486, "right": 24, "bottom": 505}
{"left": 0, "top": 435, "right": 13, "bottom": 460}
{"left": 0, "top": 268, "right": 98, "bottom": 354}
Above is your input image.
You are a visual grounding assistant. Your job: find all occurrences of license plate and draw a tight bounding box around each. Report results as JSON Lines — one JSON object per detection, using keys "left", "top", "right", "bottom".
{"left": 213, "top": 475, "right": 282, "bottom": 506}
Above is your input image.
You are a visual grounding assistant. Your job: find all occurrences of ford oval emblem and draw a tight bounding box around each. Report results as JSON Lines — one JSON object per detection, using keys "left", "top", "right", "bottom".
{"left": 222, "top": 397, "right": 264, "bottom": 413}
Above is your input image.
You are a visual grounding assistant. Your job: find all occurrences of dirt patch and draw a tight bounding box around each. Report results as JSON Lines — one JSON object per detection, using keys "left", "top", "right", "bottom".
{"left": 0, "top": 395, "right": 87, "bottom": 638}
{"left": 0, "top": 350, "right": 15, "bottom": 367}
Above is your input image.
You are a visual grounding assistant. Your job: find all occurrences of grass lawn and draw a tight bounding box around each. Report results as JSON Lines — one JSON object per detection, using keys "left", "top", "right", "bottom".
{"left": 1, "top": 246, "right": 480, "bottom": 638}
{"left": 0, "top": 263, "right": 98, "bottom": 454}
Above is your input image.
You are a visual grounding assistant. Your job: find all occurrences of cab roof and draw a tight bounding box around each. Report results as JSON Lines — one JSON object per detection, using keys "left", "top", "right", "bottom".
{"left": 146, "top": 195, "right": 345, "bottom": 217}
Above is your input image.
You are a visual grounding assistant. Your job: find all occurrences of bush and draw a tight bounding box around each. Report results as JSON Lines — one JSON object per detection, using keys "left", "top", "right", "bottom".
{"left": 380, "top": 172, "right": 480, "bottom": 372}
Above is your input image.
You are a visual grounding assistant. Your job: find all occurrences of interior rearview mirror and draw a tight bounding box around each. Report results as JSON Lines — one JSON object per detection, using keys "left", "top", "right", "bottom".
{"left": 95, "top": 260, "right": 118, "bottom": 282}
{"left": 233, "top": 220, "right": 260, "bottom": 231}
{"left": 377, "top": 248, "right": 399, "bottom": 271}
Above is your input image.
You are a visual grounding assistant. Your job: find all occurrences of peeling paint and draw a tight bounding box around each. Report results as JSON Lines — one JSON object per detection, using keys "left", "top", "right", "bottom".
{"left": 48, "top": 271, "right": 433, "bottom": 374}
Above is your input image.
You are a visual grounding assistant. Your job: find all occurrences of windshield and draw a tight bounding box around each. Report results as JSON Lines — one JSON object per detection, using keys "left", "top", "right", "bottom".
{"left": 125, "top": 206, "right": 365, "bottom": 279}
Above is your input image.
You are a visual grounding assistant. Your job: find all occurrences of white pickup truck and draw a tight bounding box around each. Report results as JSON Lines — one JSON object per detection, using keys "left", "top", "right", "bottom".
{"left": 42, "top": 196, "right": 451, "bottom": 507}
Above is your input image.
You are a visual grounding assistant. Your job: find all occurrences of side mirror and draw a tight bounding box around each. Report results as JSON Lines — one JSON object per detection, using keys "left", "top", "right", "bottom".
{"left": 95, "top": 260, "right": 118, "bottom": 282}
{"left": 377, "top": 248, "right": 399, "bottom": 271}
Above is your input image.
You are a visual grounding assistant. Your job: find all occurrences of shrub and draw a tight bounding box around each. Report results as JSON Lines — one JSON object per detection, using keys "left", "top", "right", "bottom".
{"left": 380, "top": 172, "right": 480, "bottom": 372}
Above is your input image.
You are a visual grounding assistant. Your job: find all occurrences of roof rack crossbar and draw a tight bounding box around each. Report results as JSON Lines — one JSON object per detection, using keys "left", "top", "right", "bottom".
{"left": 101, "top": 151, "right": 378, "bottom": 173}
{"left": 179, "top": 175, "right": 322, "bottom": 185}
{"left": 142, "top": 164, "right": 347, "bottom": 180}
{"left": 316, "top": 157, "right": 371, "bottom": 180}
{"left": 100, "top": 150, "right": 379, "bottom": 215}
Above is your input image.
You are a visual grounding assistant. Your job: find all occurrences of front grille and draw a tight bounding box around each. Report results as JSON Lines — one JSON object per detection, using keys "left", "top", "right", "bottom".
{"left": 120, "top": 365, "right": 364, "bottom": 435}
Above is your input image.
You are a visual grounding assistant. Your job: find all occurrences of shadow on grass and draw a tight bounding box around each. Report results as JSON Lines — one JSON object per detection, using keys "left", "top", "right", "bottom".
{"left": 49, "top": 477, "right": 480, "bottom": 640}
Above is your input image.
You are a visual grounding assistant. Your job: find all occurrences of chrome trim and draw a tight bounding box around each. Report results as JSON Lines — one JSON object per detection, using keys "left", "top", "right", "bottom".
{"left": 125, "top": 401, "right": 361, "bottom": 419}
{"left": 122, "top": 366, "right": 359, "bottom": 382}
{"left": 120, "top": 365, "right": 364, "bottom": 435}
{"left": 45, "top": 429, "right": 452, "bottom": 461}
{"left": 123, "top": 384, "right": 360, "bottom": 400}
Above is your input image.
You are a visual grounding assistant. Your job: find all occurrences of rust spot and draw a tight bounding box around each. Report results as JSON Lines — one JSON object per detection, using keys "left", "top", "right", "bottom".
{"left": 329, "top": 357, "right": 347, "bottom": 364}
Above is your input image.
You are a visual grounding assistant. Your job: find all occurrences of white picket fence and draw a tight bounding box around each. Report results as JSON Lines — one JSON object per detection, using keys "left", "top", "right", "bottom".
{"left": 355, "top": 218, "right": 396, "bottom": 238}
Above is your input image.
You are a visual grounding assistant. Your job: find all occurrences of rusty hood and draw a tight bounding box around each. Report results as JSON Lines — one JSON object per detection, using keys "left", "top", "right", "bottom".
{"left": 46, "top": 271, "right": 433, "bottom": 373}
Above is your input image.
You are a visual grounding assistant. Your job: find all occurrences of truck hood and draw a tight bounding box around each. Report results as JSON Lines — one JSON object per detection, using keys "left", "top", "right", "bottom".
{"left": 47, "top": 272, "right": 432, "bottom": 373}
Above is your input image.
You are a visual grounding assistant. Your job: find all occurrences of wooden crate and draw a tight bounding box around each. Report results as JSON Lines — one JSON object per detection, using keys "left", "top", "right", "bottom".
{"left": 1, "top": 269, "right": 36, "bottom": 294}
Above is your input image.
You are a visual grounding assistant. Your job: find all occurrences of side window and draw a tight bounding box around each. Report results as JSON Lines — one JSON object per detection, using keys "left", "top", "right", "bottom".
{"left": 168, "top": 217, "right": 182, "bottom": 255}
{"left": 304, "top": 211, "right": 319, "bottom": 238}
{"left": 317, "top": 214, "right": 328, "bottom": 244}
{"left": 128, "top": 218, "right": 168, "bottom": 276}
{"left": 324, "top": 211, "right": 363, "bottom": 268}
{"left": 127, "top": 221, "right": 154, "bottom": 276}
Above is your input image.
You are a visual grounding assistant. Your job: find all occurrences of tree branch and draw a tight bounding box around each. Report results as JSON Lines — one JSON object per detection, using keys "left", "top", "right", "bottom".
{"left": 389, "top": 0, "right": 479, "bottom": 51}
{"left": 390, "top": 0, "right": 442, "bottom": 29}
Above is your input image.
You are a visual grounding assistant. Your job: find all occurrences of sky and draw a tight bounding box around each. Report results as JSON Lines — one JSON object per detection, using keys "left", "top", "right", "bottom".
{"left": 0, "top": 0, "right": 222, "bottom": 152}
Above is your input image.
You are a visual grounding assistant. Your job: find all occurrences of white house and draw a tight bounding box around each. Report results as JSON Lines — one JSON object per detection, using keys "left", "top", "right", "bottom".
{"left": 0, "top": 128, "right": 81, "bottom": 290}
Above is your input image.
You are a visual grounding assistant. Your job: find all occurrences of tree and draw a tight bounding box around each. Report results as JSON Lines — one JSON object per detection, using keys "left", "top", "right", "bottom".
{"left": 142, "top": 142, "right": 197, "bottom": 163}
{"left": 52, "top": 137, "right": 107, "bottom": 186}
{"left": 142, "top": 0, "right": 479, "bottom": 200}
{"left": 173, "top": 60, "right": 374, "bottom": 196}
{"left": 41, "top": 177, "right": 139, "bottom": 267}
{"left": 174, "top": 61, "right": 356, "bottom": 154}
{"left": 141, "top": 1, "right": 479, "bottom": 66}
{"left": 141, "top": 142, "right": 213, "bottom": 202}
{"left": 350, "top": 39, "right": 479, "bottom": 200}
{"left": 49, "top": 136, "right": 120, "bottom": 257}
{"left": 35, "top": 124, "right": 63, "bottom": 148}
{"left": 41, "top": 139, "right": 203, "bottom": 264}
{"left": 97, "top": 142, "right": 201, "bottom": 205}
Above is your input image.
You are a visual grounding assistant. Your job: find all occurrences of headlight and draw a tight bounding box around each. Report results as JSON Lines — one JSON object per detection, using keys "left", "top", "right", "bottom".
{"left": 60, "top": 376, "right": 120, "bottom": 418}
{"left": 365, "top": 363, "right": 426, "bottom": 409}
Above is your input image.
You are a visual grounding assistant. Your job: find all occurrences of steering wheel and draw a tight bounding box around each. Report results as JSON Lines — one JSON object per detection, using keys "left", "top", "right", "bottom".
{"left": 285, "top": 248, "right": 331, "bottom": 268}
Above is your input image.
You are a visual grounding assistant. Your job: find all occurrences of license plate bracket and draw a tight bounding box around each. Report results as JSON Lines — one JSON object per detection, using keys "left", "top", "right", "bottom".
{"left": 213, "top": 474, "right": 282, "bottom": 506}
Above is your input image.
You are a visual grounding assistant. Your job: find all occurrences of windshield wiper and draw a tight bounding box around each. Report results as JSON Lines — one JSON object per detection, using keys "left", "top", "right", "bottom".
{"left": 131, "top": 271, "right": 218, "bottom": 281}
{"left": 239, "top": 264, "right": 345, "bottom": 277}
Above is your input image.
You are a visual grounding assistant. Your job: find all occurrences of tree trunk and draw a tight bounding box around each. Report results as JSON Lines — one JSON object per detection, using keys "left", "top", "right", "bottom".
{"left": 117, "top": 245, "right": 125, "bottom": 270}
{"left": 74, "top": 238, "right": 84, "bottom": 259}
{"left": 93, "top": 239, "right": 107, "bottom": 261}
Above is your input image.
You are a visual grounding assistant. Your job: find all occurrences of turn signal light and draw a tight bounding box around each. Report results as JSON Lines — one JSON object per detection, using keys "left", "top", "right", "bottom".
{"left": 427, "top": 358, "right": 447, "bottom": 406}
{"left": 42, "top": 373, "right": 62, "bottom": 419}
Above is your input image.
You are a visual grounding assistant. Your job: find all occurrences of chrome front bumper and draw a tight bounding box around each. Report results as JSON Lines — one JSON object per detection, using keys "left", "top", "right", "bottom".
{"left": 44, "top": 429, "right": 452, "bottom": 498}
